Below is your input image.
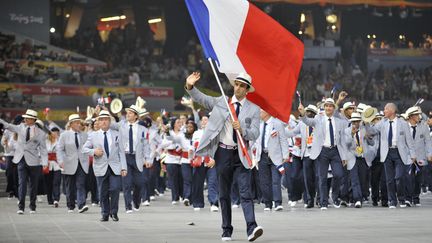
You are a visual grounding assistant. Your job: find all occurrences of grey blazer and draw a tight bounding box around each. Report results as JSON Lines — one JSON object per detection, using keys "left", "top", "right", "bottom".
{"left": 0, "top": 119, "right": 48, "bottom": 166}
{"left": 56, "top": 130, "right": 89, "bottom": 175}
{"left": 186, "top": 87, "right": 260, "bottom": 169}
{"left": 300, "top": 114, "right": 348, "bottom": 161}
{"left": 365, "top": 118, "right": 416, "bottom": 165}
{"left": 343, "top": 126, "right": 377, "bottom": 170}
{"left": 117, "top": 121, "right": 151, "bottom": 171}
{"left": 410, "top": 122, "right": 432, "bottom": 164}
{"left": 253, "top": 118, "right": 289, "bottom": 167}
{"left": 82, "top": 129, "right": 127, "bottom": 177}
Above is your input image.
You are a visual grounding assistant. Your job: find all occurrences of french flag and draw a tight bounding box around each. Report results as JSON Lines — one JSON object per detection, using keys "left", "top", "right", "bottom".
{"left": 185, "top": 0, "right": 304, "bottom": 123}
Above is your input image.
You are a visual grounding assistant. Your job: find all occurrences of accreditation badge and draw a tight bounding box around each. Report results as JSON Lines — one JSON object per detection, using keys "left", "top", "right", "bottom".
{"left": 356, "top": 146, "right": 363, "bottom": 155}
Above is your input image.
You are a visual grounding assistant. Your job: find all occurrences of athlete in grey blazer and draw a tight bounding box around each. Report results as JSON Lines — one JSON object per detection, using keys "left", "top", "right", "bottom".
{"left": 115, "top": 105, "right": 151, "bottom": 212}
{"left": 57, "top": 114, "right": 89, "bottom": 213}
{"left": 343, "top": 113, "right": 376, "bottom": 207}
{"left": 0, "top": 109, "right": 48, "bottom": 214}
{"left": 252, "top": 110, "right": 289, "bottom": 211}
{"left": 365, "top": 103, "right": 416, "bottom": 208}
{"left": 404, "top": 106, "right": 432, "bottom": 206}
{"left": 82, "top": 110, "right": 127, "bottom": 222}
{"left": 298, "top": 98, "right": 348, "bottom": 210}
{"left": 185, "top": 72, "right": 263, "bottom": 242}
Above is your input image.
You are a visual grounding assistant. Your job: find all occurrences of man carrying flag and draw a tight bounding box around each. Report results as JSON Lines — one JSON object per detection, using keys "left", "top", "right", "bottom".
{"left": 184, "top": 0, "right": 303, "bottom": 240}
{"left": 185, "top": 72, "right": 263, "bottom": 242}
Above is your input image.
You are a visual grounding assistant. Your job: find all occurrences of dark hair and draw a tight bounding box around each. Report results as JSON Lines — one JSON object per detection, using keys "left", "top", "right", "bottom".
{"left": 50, "top": 127, "right": 60, "bottom": 132}
{"left": 13, "top": 115, "right": 24, "bottom": 125}
{"left": 185, "top": 121, "right": 197, "bottom": 139}
{"left": 170, "top": 117, "right": 179, "bottom": 130}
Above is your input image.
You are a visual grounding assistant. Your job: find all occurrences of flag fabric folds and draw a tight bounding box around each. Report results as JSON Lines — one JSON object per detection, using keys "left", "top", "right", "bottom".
{"left": 185, "top": 0, "right": 304, "bottom": 123}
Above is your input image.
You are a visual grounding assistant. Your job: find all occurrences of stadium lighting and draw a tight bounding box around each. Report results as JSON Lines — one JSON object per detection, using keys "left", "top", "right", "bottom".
{"left": 50, "top": 27, "right": 56, "bottom": 33}
{"left": 367, "top": 35, "right": 371, "bottom": 39}
{"left": 331, "top": 25, "right": 336, "bottom": 30}
{"left": 148, "top": 18, "right": 162, "bottom": 24}
{"left": 100, "top": 15, "right": 126, "bottom": 22}
{"left": 65, "top": 13, "right": 70, "bottom": 18}
{"left": 326, "top": 14, "right": 337, "bottom": 24}
{"left": 373, "top": 34, "right": 376, "bottom": 39}
{"left": 298, "top": 30, "right": 303, "bottom": 35}
{"left": 300, "top": 13, "right": 306, "bottom": 23}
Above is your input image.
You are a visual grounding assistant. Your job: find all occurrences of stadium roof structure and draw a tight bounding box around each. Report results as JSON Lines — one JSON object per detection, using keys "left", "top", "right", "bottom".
{"left": 254, "top": 0, "right": 432, "bottom": 8}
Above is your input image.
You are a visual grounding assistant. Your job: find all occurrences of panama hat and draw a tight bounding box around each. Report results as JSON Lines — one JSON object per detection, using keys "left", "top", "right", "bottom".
{"left": 229, "top": 73, "right": 255, "bottom": 93}
{"left": 22, "top": 109, "right": 38, "bottom": 119}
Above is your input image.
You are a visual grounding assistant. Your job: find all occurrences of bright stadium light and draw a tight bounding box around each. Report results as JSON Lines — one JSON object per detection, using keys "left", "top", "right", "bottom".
{"left": 100, "top": 15, "right": 126, "bottom": 22}
{"left": 300, "top": 13, "right": 306, "bottom": 23}
{"left": 326, "top": 14, "right": 337, "bottom": 24}
{"left": 298, "top": 30, "right": 303, "bottom": 35}
{"left": 50, "top": 27, "right": 56, "bottom": 33}
{"left": 148, "top": 18, "right": 162, "bottom": 24}
{"left": 331, "top": 25, "right": 336, "bottom": 30}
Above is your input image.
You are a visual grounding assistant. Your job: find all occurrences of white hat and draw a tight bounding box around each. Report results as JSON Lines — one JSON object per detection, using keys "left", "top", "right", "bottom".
{"left": 342, "top": 102, "right": 356, "bottom": 111}
{"left": 400, "top": 113, "right": 408, "bottom": 120}
{"left": 22, "top": 109, "right": 38, "bottom": 119}
{"left": 139, "top": 108, "right": 150, "bottom": 117}
{"left": 68, "top": 114, "right": 82, "bottom": 122}
{"left": 305, "top": 104, "right": 319, "bottom": 114}
{"left": 323, "top": 98, "right": 336, "bottom": 107}
{"left": 35, "top": 119, "right": 44, "bottom": 127}
{"left": 376, "top": 111, "right": 384, "bottom": 118}
{"left": 361, "top": 106, "right": 378, "bottom": 123}
{"left": 125, "top": 104, "right": 140, "bottom": 115}
{"left": 349, "top": 112, "right": 362, "bottom": 122}
{"left": 356, "top": 103, "right": 368, "bottom": 113}
{"left": 406, "top": 106, "right": 421, "bottom": 117}
{"left": 97, "top": 110, "right": 111, "bottom": 119}
{"left": 229, "top": 73, "right": 255, "bottom": 93}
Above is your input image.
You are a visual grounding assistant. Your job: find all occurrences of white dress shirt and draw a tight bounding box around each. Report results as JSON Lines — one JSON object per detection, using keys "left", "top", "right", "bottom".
{"left": 100, "top": 129, "right": 112, "bottom": 151}
{"left": 260, "top": 117, "right": 273, "bottom": 150}
{"left": 323, "top": 115, "right": 337, "bottom": 147}
{"left": 220, "top": 96, "right": 245, "bottom": 146}
{"left": 125, "top": 121, "right": 138, "bottom": 153}
{"left": 388, "top": 118, "right": 398, "bottom": 147}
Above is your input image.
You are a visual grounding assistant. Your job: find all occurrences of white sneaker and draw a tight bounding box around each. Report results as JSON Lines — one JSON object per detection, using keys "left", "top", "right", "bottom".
{"left": 275, "top": 205, "right": 283, "bottom": 211}
{"left": 247, "top": 226, "right": 263, "bottom": 242}
{"left": 264, "top": 207, "right": 271, "bottom": 211}
{"left": 142, "top": 200, "right": 150, "bottom": 206}
{"left": 29, "top": 210, "right": 36, "bottom": 214}
{"left": 53, "top": 201, "right": 59, "bottom": 208}
{"left": 289, "top": 201, "right": 297, "bottom": 207}
{"left": 210, "top": 205, "right": 219, "bottom": 212}
{"left": 232, "top": 204, "right": 239, "bottom": 209}
{"left": 183, "top": 199, "right": 190, "bottom": 206}
{"left": 126, "top": 210, "right": 133, "bottom": 214}
{"left": 17, "top": 210, "right": 24, "bottom": 215}
{"left": 320, "top": 207, "right": 328, "bottom": 211}
{"left": 355, "top": 201, "right": 362, "bottom": 208}
{"left": 404, "top": 201, "right": 412, "bottom": 207}
{"left": 132, "top": 206, "right": 140, "bottom": 212}
{"left": 159, "top": 193, "right": 164, "bottom": 197}
{"left": 92, "top": 203, "right": 98, "bottom": 207}
{"left": 221, "top": 237, "right": 232, "bottom": 241}
{"left": 194, "top": 207, "right": 201, "bottom": 211}
{"left": 399, "top": 204, "right": 407, "bottom": 208}
{"left": 150, "top": 196, "right": 156, "bottom": 201}
{"left": 68, "top": 209, "right": 74, "bottom": 213}
{"left": 78, "top": 205, "right": 89, "bottom": 213}
{"left": 389, "top": 205, "right": 396, "bottom": 209}
{"left": 172, "top": 201, "right": 179, "bottom": 205}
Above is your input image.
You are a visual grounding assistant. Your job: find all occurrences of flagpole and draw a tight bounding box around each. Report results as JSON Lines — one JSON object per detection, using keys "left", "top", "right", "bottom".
{"left": 207, "top": 57, "right": 252, "bottom": 167}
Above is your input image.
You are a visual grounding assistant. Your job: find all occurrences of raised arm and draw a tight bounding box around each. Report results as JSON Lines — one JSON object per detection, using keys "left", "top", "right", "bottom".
{"left": 0, "top": 119, "right": 20, "bottom": 133}
{"left": 185, "top": 72, "right": 219, "bottom": 111}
